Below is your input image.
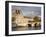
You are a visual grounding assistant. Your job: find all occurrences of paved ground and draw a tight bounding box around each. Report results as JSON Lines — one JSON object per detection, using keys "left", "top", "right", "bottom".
{"left": 12, "top": 26, "right": 41, "bottom": 31}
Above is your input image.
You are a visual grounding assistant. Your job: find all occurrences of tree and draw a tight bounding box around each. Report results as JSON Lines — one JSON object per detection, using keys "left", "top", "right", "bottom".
{"left": 12, "top": 17, "right": 15, "bottom": 22}
{"left": 33, "top": 16, "right": 41, "bottom": 22}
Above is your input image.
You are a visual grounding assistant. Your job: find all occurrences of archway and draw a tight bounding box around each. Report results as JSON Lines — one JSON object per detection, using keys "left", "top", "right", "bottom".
{"left": 28, "top": 24, "right": 31, "bottom": 27}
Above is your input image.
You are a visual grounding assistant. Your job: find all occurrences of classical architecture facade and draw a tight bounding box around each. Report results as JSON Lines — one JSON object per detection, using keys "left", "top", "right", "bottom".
{"left": 12, "top": 9, "right": 41, "bottom": 27}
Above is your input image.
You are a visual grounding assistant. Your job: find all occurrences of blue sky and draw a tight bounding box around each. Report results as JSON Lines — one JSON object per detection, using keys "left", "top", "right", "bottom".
{"left": 12, "top": 5, "right": 41, "bottom": 17}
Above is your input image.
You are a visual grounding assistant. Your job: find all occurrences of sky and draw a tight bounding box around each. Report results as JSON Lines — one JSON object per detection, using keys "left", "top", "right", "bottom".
{"left": 12, "top": 5, "right": 41, "bottom": 17}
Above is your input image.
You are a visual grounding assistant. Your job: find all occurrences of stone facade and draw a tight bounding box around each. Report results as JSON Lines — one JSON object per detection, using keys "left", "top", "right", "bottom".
{"left": 12, "top": 9, "right": 41, "bottom": 27}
